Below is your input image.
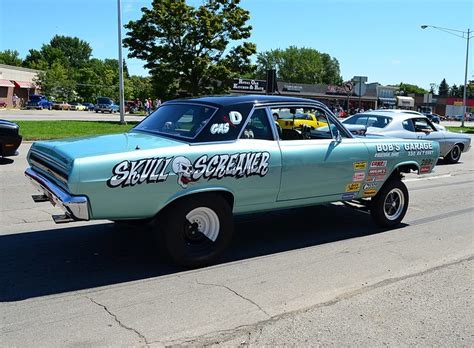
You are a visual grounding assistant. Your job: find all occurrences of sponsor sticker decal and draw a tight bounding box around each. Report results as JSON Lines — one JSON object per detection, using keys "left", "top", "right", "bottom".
{"left": 368, "top": 168, "right": 387, "bottom": 176}
{"left": 420, "top": 165, "right": 431, "bottom": 174}
{"left": 346, "top": 182, "right": 361, "bottom": 192}
{"left": 370, "top": 160, "right": 387, "bottom": 167}
{"left": 363, "top": 183, "right": 377, "bottom": 190}
{"left": 375, "top": 175, "right": 386, "bottom": 182}
{"left": 363, "top": 189, "right": 377, "bottom": 197}
{"left": 107, "top": 151, "right": 271, "bottom": 188}
{"left": 352, "top": 171, "right": 366, "bottom": 182}
{"left": 353, "top": 161, "right": 367, "bottom": 170}
{"left": 342, "top": 192, "right": 356, "bottom": 200}
{"left": 366, "top": 176, "right": 375, "bottom": 182}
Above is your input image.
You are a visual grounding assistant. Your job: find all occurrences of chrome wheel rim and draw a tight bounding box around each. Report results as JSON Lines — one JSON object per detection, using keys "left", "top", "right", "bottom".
{"left": 451, "top": 145, "right": 460, "bottom": 161}
{"left": 383, "top": 188, "right": 405, "bottom": 221}
{"left": 185, "top": 207, "right": 220, "bottom": 242}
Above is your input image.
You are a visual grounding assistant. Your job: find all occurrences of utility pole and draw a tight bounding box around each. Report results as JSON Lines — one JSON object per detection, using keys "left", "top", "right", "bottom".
{"left": 117, "top": 0, "right": 125, "bottom": 124}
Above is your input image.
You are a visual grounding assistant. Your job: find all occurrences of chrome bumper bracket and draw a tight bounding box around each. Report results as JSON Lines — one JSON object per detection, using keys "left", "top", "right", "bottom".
{"left": 25, "top": 167, "right": 90, "bottom": 222}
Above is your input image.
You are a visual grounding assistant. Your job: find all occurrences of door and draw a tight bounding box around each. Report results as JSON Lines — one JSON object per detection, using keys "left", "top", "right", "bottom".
{"left": 271, "top": 105, "right": 370, "bottom": 201}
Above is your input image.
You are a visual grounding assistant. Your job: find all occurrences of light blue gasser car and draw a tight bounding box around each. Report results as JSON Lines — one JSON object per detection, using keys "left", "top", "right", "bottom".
{"left": 26, "top": 95, "right": 440, "bottom": 267}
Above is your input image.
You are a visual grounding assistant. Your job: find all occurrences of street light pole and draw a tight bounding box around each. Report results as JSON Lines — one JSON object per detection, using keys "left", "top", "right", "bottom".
{"left": 421, "top": 25, "right": 472, "bottom": 127}
{"left": 117, "top": 0, "right": 125, "bottom": 125}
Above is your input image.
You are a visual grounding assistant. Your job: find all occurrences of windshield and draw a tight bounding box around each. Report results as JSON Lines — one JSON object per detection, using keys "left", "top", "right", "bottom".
{"left": 97, "top": 97, "right": 113, "bottom": 105}
{"left": 29, "top": 96, "right": 42, "bottom": 102}
{"left": 132, "top": 103, "right": 217, "bottom": 140}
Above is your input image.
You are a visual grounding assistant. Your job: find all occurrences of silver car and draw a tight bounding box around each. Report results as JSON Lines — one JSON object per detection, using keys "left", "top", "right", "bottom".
{"left": 342, "top": 109, "right": 471, "bottom": 164}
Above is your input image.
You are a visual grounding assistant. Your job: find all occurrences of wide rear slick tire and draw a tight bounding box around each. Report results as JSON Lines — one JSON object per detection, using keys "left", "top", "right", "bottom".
{"left": 370, "top": 179, "right": 409, "bottom": 228}
{"left": 159, "top": 193, "right": 233, "bottom": 268}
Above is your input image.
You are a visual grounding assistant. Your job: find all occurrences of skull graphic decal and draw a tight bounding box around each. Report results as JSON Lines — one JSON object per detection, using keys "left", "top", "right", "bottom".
{"left": 172, "top": 156, "right": 194, "bottom": 188}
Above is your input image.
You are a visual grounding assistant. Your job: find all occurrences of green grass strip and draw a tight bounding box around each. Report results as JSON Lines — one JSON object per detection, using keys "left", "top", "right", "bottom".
{"left": 13, "top": 121, "right": 138, "bottom": 141}
{"left": 446, "top": 126, "right": 474, "bottom": 134}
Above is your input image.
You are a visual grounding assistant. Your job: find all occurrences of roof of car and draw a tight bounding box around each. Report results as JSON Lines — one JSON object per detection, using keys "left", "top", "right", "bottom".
{"left": 164, "top": 94, "right": 326, "bottom": 107}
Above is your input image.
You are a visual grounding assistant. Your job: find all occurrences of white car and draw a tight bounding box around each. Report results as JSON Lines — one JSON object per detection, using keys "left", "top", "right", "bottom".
{"left": 342, "top": 109, "right": 471, "bottom": 164}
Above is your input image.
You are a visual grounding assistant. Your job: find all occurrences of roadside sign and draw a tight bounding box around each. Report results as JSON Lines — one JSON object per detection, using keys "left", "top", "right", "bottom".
{"left": 344, "top": 81, "right": 353, "bottom": 93}
{"left": 353, "top": 82, "right": 367, "bottom": 96}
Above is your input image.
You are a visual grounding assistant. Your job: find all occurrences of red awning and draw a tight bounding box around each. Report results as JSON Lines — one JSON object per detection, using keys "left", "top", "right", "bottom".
{"left": 14, "top": 80, "right": 36, "bottom": 89}
{"left": 0, "top": 79, "right": 15, "bottom": 88}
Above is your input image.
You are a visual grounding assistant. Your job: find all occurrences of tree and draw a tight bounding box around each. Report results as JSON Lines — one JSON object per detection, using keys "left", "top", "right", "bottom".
{"left": 255, "top": 46, "right": 342, "bottom": 84}
{"left": 398, "top": 82, "right": 427, "bottom": 95}
{"left": 0, "top": 50, "right": 23, "bottom": 66}
{"left": 124, "top": 0, "right": 256, "bottom": 98}
{"left": 438, "top": 78, "right": 449, "bottom": 96}
{"left": 23, "top": 35, "right": 92, "bottom": 70}
{"left": 450, "top": 84, "right": 460, "bottom": 97}
{"left": 35, "top": 61, "right": 76, "bottom": 101}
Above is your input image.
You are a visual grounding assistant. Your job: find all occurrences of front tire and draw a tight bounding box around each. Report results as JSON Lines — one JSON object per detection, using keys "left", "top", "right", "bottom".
{"left": 157, "top": 193, "right": 233, "bottom": 268}
{"left": 444, "top": 144, "right": 462, "bottom": 164}
{"left": 370, "top": 179, "right": 409, "bottom": 228}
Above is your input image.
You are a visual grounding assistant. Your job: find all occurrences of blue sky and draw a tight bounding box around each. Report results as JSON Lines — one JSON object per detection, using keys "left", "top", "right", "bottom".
{"left": 1, "top": 0, "right": 472, "bottom": 90}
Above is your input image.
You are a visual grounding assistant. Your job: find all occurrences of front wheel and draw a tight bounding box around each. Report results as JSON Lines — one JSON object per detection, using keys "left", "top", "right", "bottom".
{"left": 370, "top": 179, "right": 409, "bottom": 228}
{"left": 157, "top": 193, "right": 233, "bottom": 268}
{"left": 444, "top": 144, "right": 462, "bottom": 164}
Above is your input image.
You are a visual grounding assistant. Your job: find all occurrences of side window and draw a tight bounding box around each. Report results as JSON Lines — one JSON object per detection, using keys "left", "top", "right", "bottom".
{"left": 413, "top": 118, "right": 436, "bottom": 132}
{"left": 402, "top": 119, "right": 415, "bottom": 132}
{"left": 240, "top": 108, "right": 274, "bottom": 140}
{"left": 271, "top": 106, "right": 349, "bottom": 140}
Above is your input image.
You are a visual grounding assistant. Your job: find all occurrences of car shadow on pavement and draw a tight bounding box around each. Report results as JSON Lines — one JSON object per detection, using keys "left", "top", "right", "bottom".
{"left": 0, "top": 158, "right": 14, "bottom": 165}
{"left": 0, "top": 204, "right": 403, "bottom": 302}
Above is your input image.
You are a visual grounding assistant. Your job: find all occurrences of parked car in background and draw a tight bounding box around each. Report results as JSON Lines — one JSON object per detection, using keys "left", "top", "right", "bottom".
{"left": 69, "top": 102, "right": 87, "bottom": 111}
{"left": 82, "top": 102, "right": 95, "bottom": 111}
{"left": 125, "top": 100, "right": 139, "bottom": 114}
{"left": 0, "top": 119, "right": 22, "bottom": 157}
{"left": 422, "top": 113, "right": 440, "bottom": 124}
{"left": 342, "top": 110, "right": 471, "bottom": 163}
{"left": 0, "top": 101, "right": 7, "bottom": 108}
{"left": 26, "top": 95, "right": 440, "bottom": 267}
{"left": 95, "top": 97, "right": 119, "bottom": 113}
{"left": 275, "top": 108, "right": 328, "bottom": 130}
{"left": 25, "top": 95, "right": 53, "bottom": 110}
{"left": 52, "top": 101, "right": 71, "bottom": 111}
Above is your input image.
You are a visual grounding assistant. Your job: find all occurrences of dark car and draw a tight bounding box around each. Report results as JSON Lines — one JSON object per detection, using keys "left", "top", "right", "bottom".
{"left": 25, "top": 95, "right": 53, "bottom": 110}
{"left": 0, "top": 120, "right": 22, "bottom": 157}
{"left": 94, "top": 97, "right": 119, "bottom": 113}
{"left": 423, "top": 113, "right": 440, "bottom": 124}
{"left": 82, "top": 102, "right": 95, "bottom": 111}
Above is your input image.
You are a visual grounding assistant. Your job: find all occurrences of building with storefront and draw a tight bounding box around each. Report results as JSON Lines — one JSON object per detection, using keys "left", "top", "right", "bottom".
{"left": 0, "top": 64, "right": 41, "bottom": 107}
{"left": 230, "top": 78, "right": 379, "bottom": 111}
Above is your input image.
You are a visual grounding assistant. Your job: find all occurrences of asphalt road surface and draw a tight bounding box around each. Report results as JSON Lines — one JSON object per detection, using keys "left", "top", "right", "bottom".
{"left": 0, "top": 142, "right": 473, "bottom": 346}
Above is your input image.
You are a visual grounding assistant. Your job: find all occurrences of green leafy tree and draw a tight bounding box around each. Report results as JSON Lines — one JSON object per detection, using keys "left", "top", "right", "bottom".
{"left": 438, "top": 78, "right": 449, "bottom": 96}
{"left": 0, "top": 50, "right": 23, "bottom": 66}
{"left": 24, "top": 35, "right": 92, "bottom": 70}
{"left": 255, "top": 46, "right": 342, "bottom": 84}
{"left": 398, "top": 82, "right": 427, "bottom": 95}
{"left": 35, "top": 61, "right": 76, "bottom": 101}
{"left": 450, "top": 84, "right": 461, "bottom": 97}
{"left": 124, "top": 0, "right": 256, "bottom": 98}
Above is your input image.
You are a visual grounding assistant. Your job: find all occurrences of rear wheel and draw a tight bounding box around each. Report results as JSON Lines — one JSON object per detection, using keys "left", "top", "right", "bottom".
{"left": 444, "top": 144, "right": 461, "bottom": 164}
{"left": 157, "top": 193, "right": 233, "bottom": 268}
{"left": 370, "top": 179, "right": 409, "bottom": 228}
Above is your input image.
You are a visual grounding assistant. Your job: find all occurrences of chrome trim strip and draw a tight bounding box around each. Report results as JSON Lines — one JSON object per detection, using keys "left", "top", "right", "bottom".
{"left": 25, "top": 168, "right": 90, "bottom": 221}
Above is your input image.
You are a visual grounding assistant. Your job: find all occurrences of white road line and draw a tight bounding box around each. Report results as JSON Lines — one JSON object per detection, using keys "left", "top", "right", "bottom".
{"left": 404, "top": 174, "right": 452, "bottom": 182}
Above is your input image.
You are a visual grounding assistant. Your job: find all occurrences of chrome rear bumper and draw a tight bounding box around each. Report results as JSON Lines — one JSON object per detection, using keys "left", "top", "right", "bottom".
{"left": 25, "top": 167, "right": 90, "bottom": 222}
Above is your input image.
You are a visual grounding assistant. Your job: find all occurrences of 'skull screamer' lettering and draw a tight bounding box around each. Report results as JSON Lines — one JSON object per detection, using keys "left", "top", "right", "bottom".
{"left": 107, "top": 151, "right": 270, "bottom": 188}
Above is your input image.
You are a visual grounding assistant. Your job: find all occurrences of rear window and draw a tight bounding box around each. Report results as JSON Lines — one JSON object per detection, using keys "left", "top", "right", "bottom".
{"left": 344, "top": 114, "right": 392, "bottom": 128}
{"left": 29, "top": 96, "right": 42, "bottom": 101}
{"left": 133, "top": 104, "right": 217, "bottom": 140}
